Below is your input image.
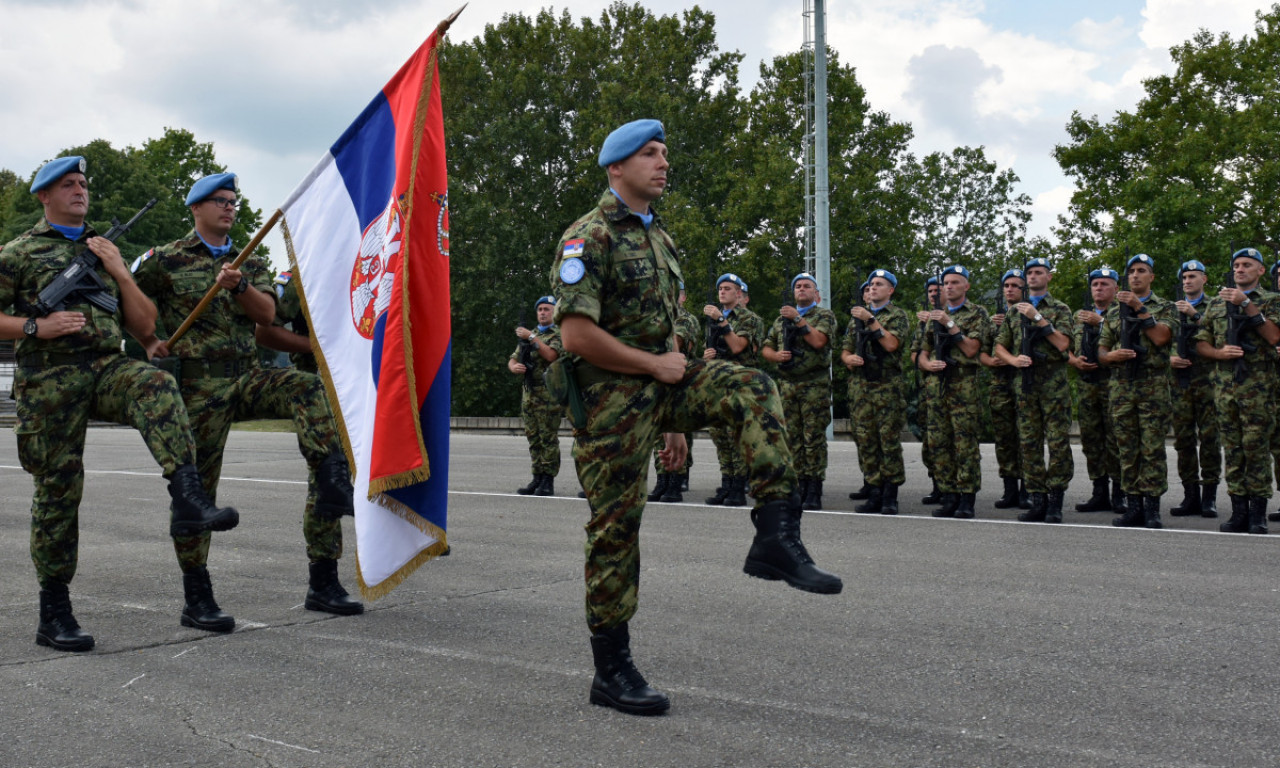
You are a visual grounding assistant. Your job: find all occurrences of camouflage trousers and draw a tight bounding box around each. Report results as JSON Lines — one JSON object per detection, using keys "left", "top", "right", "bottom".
{"left": 1015, "top": 364, "right": 1074, "bottom": 493}
{"left": 15, "top": 354, "right": 196, "bottom": 588}
{"left": 172, "top": 366, "right": 344, "bottom": 572}
{"left": 708, "top": 424, "right": 746, "bottom": 476}
{"left": 989, "top": 375, "right": 1021, "bottom": 479}
{"left": 777, "top": 376, "right": 831, "bottom": 480}
{"left": 925, "top": 369, "right": 983, "bottom": 493}
{"left": 914, "top": 374, "right": 936, "bottom": 476}
{"left": 574, "top": 358, "right": 793, "bottom": 632}
{"left": 850, "top": 376, "right": 905, "bottom": 486}
{"left": 848, "top": 379, "right": 869, "bottom": 481}
{"left": 521, "top": 384, "right": 563, "bottom": 476}
{"left": 1077, "top": 375, "right": 1120, "bottom": 481}
{"left": 1171, "top": 367, "right": 1221, "bottom": 484}
{"left": 1109, "top": 373, "right": 1172, "bottom": 497}
{"left": 1212, "top": 368, "right": 1276, "bottom": 498}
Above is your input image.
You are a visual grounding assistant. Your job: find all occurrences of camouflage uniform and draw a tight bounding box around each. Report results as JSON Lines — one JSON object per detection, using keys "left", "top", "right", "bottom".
{"left": 134, "top": 232, "right": 345, "bottom": 569}
{"left": 650, "top": 305, "right": 700, "bottom": 478}
{"left": 1193, "top": 290, "right": 1279, "bottom": 500}
{"left": 909, "top": 324, "right": 937, "bottom": 486}
{"left": 920, "top": 302, "right": 990, "bottom": 495}
{"left": 983, "top": 315, "right": 1021, "bottom": 484}
{"left": 842, "top": 303, "right": 909, "bottom": 487}
{"left": 706, "top": 304, "right": 765, "bottom": 480}
{"left": 551, "top": 191, "right": 805, "bottom": 632}
{"left": 1072, "top": 307, "right": 1121, "bottom": 492}
{"left": 1169, "top": 298, "right": 1221, "bottom": 486}
{"left": 1099, "top": 296, "right": 1176, "bottom": 497}
{"left": 1, "top": 220, "right": 198, "bottom": 587}
{"left": 764, "top": 305, "right": 836, "bottom": 481}
{"left": 510, "top": 324, "right": 565, "bottom": 477}
{"left": 994, "top": 295, "right": 1075, "bottom": 495}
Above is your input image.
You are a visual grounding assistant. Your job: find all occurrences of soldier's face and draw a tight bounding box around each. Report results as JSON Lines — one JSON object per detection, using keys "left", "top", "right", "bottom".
{"left": 942, "top": 275, "right": 967, "bottom": 304}
{"left": 1127, "top": 264, "right": 1153, "bottom": 292}
{"left": 1091, "top": 278, "right": 1117, "bottom": 304}
{"left": 1180, "top": 270, "right": 1206, "bottom": 296}
{"left": 793, "top": 279, "right": 817, "bottom": 304}
{"left": 192, "top": 192, "right": 238, "bottom": 237}
{"left": 1025, "top": 266, "right": 1050, "bottom": 291}
{"left": 37, "top": 173, "right": 89, "bottom": 225}
{"left": 609, "top": 141, "right": 668, "bottom": 207}
{"left": 1001, "top": 278, "right": 1024, "bottom": 302}
{"left": 718, "top": 282, "right": 742, "bottom": 307}
{"left": 926, "top": 285, "right": 939, "bottom": 304}
{"left": 536, "top": 304, "right": 554, "bottom": 325}
{"left": 1232, "top": 257, "right": 1264, "bottom": 289}
{"left": 867, "top": 277, "right": 893, "bottom": 303}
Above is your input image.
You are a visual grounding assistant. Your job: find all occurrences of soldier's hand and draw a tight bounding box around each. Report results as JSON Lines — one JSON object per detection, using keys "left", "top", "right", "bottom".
{"left": 216, "top": 263, "right": 244, "bottom": 291}
{"left": 658, "top": 432, "right": 687, "bottom": 472}
{"left": 515, "top": 326, "right": 531, "bottom": 340}
{"left": 1170, "top": 355, "right": 1191, "bottom": 368}
{"left": 1016, "top": 302, "right": 1036, "bottom": 318}
{"left": 146, "top": 337, "right": 171, "bottom": 359}
{"left": 1076, "top": 310, "right": 1101, "bottom": 326}
{"left": 780, "top": 305, "right": 799, "bottom": 321}
{"left": 85, "top": 237, "right": 126, "bottom": 278}
{"left": 1220, "top": 287, "right": 1246, "bottom": 305}
{"left": 992, "top": 313, "right": 1005, "bottom": 327}
{"left": 511, "top": 363, "right": 527, "bottom": 374}
{"left": 1013, "top": 354, "right": 1033, "bottom": 368}
{"left": 650, "top": 351, "right": 688, "bottom": 384}
{"left": 846, "top": 354, "right": 864, "bottom": 368}
{"left": 37, "top": 311, "right": 87, "bottom": 339}
{"left": 1218, "top": 344, "right": 1244, "bottom": 359}
{"left": 1109, "top": 347, "right": 1138, "bottom": 361}
{"left": 851, "top": 306, "right": 872, "bottom": 322}
{"left": 776, "top": 350, "right": 792, "bottom": 362}
{"left": 915, "top": 310, "right": 930, "bottom": 322}
{"left": 702, "top": 347, "right": 716, "bottom": 361}
{"left": 1070, "top": 356, "right": 1097, "bottom": 372}
{"left": 1175, "top": 299, "right": 1196, "bottom": 316}
{"left": 928, "top": 309, "right": 948, "bottom": 323}
{"left": 928, "top": 359, "right": 947, "bottom": 372}
{"left": 703, "top": 305, "right": 721, "bottom": 320}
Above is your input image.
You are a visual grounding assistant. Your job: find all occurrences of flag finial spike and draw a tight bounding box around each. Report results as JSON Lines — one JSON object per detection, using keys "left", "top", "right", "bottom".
{"left": 438, "top": 4, "right": 467, "bottom": 35}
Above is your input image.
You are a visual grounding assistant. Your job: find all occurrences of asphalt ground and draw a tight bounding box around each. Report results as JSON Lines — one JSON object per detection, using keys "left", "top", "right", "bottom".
{"left": 1, "top": 428, "right": 1278, "bottom": 768}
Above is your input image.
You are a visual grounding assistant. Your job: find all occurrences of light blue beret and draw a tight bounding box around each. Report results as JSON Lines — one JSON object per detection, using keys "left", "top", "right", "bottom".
{"left": 598, "top": 119, "right": 665, "bottom": 167}
{"left": 791, "top": 272, "right": 819, "bottom": 291}
{"left": 867, "top": 269, "right": 897, "bottom": 288}
{"left": 717, "top": 273, "right": 747, "bottom": 291}
{"left": 1179, "top": 260, "right": 1206, "bottom": 275}
{"left": 186, "top": 173, "right": 239, "bottom": 205}
{"left": 1001, "top": 269, "right": 1025, "bottom": 284}
{"left": 535, "top": 295, "right": 555, "bottom": 308}
{"left": 1127, "top": 253, "right": 1155, "bottom": 269}
{"left": 925, "top": 276, "right": 939, "bottom": 287}
{"left": 30, "top": 156, "right": 86, "bottom": 193}
{"left": 1232, "top": 247, "right": 1263, "bottom": 265}
{"left": 1024, "top": 257, "right": 1051, "bottom": 271}
{"left": 1089, "top": 267, "right": 1120, "bottom": 283}
{"left": 941, "top": 265, "right": 970, "bottom": 280}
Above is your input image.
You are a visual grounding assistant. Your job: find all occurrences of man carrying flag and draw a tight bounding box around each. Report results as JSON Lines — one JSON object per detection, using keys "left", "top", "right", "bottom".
{"left": 552, "top": 119, "right": 842, "bottom": 717}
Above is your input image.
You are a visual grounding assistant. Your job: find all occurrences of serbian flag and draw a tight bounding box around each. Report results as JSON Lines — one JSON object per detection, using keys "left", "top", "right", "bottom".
{"left": 279, "top": 13, "right": 458, "bottom": 598}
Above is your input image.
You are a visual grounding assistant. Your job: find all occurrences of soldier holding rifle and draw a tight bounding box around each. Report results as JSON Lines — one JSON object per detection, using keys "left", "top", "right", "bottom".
{"left": 1168, "top": 260, "right": 1221, "bottom": 518}
{"left": 508, "top": 295, "right": 564, "bottom": 496}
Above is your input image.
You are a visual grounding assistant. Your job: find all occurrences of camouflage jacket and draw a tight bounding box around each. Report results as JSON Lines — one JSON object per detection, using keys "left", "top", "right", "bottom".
{"left": 509, "top": 324, "right": 563, "bottom": 389}
{"left": 994, "top": 293, "right": 1075, "bottom": 365}
{"left": 1193, "top": 288, "right": 1280, "bottom": 373}
{"left": 674, "top": 304, "right": 702, "bottom": 358}
{"left": 765, "top": 304, "right": 836, "bottom": 380}
{"left": 842, "top": 302, "right": 909, "bottom": 379}
{"left": 133, "top": 229, "right": 274, "bottom": 361}
{"left": 1099, "top": 293, "right": 1177, "bottom": 372}
{"left": 271, "top": 270, "right": 316, "bottom": 373}
{"left": 0, "top": 218, "right": 124, "bottom": 358}
{"left": 919, "top": 300, "right": 990, "bottom": 369}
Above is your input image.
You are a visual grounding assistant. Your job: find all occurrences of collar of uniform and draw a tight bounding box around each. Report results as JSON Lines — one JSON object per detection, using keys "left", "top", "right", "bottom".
{"left": 598, "top": 189, "right": 662, "bottom": 226}
{"left": 33, "top": 217, "right": 97, "bottom": 240}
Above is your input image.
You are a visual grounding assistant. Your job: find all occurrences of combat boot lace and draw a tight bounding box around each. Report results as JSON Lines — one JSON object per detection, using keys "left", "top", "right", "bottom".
{"left": 314, "top": 452, "right": 356, "bottom": 520}
{"left": 305, "top": 559, "right": 364, "bottom": 615}
{"left": 180, "top": 567, "right": 235, "bottom": 632}
{"left": 36, "top": 584, "right": 94, "bottom": 652}
{"left": 589, "top": 623, "right": 670, "bottom": 716}
{"left": 743, "top": 499, "right": 843, "bottom": 594}
{"left": 168, "top": 464, "right": 239, "bottom": 537}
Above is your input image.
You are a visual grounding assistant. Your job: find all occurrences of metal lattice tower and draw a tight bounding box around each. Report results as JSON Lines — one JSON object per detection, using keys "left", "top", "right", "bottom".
{"left": 801, "top": 0, "right": 816, "bottom": 276}
{"left": 800, "top": 0, "right": 830, "bottom": 299}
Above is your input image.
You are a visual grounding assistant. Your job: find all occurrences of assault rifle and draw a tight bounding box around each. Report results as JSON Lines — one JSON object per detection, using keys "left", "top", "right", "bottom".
{"left": 30, "top": 198, "right": 158, "bottom": 317}
{"left": 706, "top": 272, "right": 729, "bottom": 358}
{"left": 516, "top": 305, "right": 538, "bottom": 388}
{"left": 778, "top": 286, "right": 806, "bottom": 371}
{"left": 1079, "top": 285, "right": 1102, "bottom": 384}
{"left": 1019, "top": 280, "right": 1047, "bottom": 394}
{"left": 993, "top": 275, "right": 1017, "bottom": 383}
{"left": 1223, "top": 268, "right": 1256, "bottom": 383}
{"left": 852, "top": 283, "right": 881, "bottom": 382}
{"left": 930, "top": 273, "right": 953, "bottom": 378}
{"left": 1117, "top": 270, "right": 1147, "bottom": 380}
{"left": 1173, "top": 280, "right": 1198, "bottom": 390}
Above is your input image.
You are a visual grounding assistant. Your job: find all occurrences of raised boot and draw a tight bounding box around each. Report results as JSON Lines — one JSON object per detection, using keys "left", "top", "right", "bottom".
{"left": 1045, "top": 490, "right": 1065, "bottom": 524}
{"left": 180, "top": 567, "right": 235, "bottom": 632}
{"left": 743, "top": 498, "right": 843, "bottom": 594}
{"left": 1249, "top": 496, "right": 1269, "bottom": 535}
{"left": 168, "top": 464, "right": 239, "bottom": 536}
{"left": 534, "top": 473, "right": 555, "bottom": 497}
{"left": 1018, "top": 492, "right": 1047, "bottom": 523}
{"left": 954, "top": 492, "right": 977, "bottom": 519}
{"left": 854, "top": 484, "right": 883, "bottom": 514}
{"left": 36, "top": 584, "right": 94, "bottom": 652}
{"left": 1110, "top": 478, "right": 1126, "bottom": 513}
{"left": 880, "top": 483, "right": 899, "bottom": 515}
{"left": 516, "top": 474, "right": 542, "bottom": 495}
{"left": 723, "top": 475, "right": 748, "bottom": 507}
{"left": 660, "top": 474, "right": 683, "bottom": 503}
{"left": 921, "top": 479, "right": 943, "bottom": 505}
{"left": 848, "top": 482, "right": 872, "bottom": 501}
{"left": 314, "top": 452, "right": 356, "bottom": 519}
{"left": 1144, "top": 496, "right": 1163, "bottom": 530}
{"left": 305, "top": 558, "right": 364, "bottom": 615}
{"left": 1075, "top": 478, "right": 1111, "bottom": 512}
{"left": 646, "top": 474, "right": 671, "bottom": 502}
{"left": 1018, "top": 479, "right": 1032, "bottom": 510}
{"left": 1220, "top": 495, "right": 1249, "bottom": 533}
{"left": 1200, "top": 483, "right": 1218, "bottom": 518}
{"left": 993, "top": 476, "right": 1020, "bottom": 509}
{"left": 932, "top": 492, "right": 959, "bottom": 518}
{"left": 705, "top": 475, "right": 732, "bottom": 506}
{"left": 588, "top": 623, "right": 670, "bottom": 715}
{"left": 1112, "top": 494, "right": 1146, "bottom": 528}
{"left": 1169, "top": 482, "right": 1201, "bottom": 517}
{"left": 801, "top": 479, "right": 823, "bottom": 511}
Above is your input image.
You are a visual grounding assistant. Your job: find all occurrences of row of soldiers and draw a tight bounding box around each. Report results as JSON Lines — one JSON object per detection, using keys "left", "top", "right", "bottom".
{"left": 509, "top": 251, "right": 1280, "bottom": 534}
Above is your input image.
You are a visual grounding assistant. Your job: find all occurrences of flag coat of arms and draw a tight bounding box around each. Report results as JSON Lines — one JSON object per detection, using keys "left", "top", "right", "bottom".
{"left": 280, "top": 23, "right": 453, "bottom": 598}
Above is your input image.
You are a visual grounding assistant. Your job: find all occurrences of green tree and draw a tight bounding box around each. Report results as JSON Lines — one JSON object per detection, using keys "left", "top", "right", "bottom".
{"left": 1054, "top": 4, "right": 1280, "bottom": 295}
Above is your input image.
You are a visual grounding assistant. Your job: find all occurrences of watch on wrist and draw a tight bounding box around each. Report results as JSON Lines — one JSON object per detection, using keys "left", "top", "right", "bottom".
{"left": 22, "top": 317, "right": 37, "bottom": 339}
{"left": 232, "top": 276, "right": 249, "bottom": 295}
{"left": 1241, "top": 297, "right": 1252, "bottom": 308}
{"left": 1033, "top": 313, "right": 1043, "bottom": 322}
{"left": 945, "top": 320, "right": 956, "bottom": 329}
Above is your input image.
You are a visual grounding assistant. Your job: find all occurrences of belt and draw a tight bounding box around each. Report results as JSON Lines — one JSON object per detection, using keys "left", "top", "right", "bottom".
{"left": 18, "top": 350, "right": 112, "bottom": 368}
{"left": 574, "top": 361, "right": 650, "bottom": 388}
{"left": 181, "top": 357, "right": 257, "bottom": 380}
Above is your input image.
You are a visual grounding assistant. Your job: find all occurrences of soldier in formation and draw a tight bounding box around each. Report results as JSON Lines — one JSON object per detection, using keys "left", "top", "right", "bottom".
{"left": 508, "top": 295, "right": 564, "bottom": 497}
{"left": 701, "top": 272, "right": 763, "bottom": 508}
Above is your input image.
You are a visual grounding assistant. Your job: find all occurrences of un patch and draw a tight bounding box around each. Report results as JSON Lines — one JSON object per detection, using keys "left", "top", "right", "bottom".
{"left": 560, "top": 258, "right": 585, "bottom": 285}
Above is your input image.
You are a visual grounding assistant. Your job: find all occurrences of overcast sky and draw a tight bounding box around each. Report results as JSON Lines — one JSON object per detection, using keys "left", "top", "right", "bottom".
{"left": 0, "top": 0, "right": 1267, "bottom": 267}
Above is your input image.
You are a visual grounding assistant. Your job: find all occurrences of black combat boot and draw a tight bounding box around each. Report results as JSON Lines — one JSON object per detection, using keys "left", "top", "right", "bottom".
{"left": 314, "top": 452, "right": 356, "bottom": 519}
{"left": 921, "top": 479, "right": 943, "bottom": 505}
{"left": 1045, "top": 490, "right": 1065, "bottom": 524}
{"left": 705, "top": 475, "right": 732, "bottom": 505}
{"left": 1200, "top": 483, "right": 1218, "bottom": 518}
{"left": 534, "top": 474, "right": 555, "bottom": 497}
{"left": 36, "top": 584, "right": 94, "bottom": 652}
{"left": 796, "top": 477, "right": 811, "bottom": 506}
{"left": 724, "top": 476, "right": 748, "bottom": 507}
{"left": 1018, "top": 479, "right": 1031, "bottom": 510}
{"left": 954, "top": 492, "right": 977, "bottom": 519}
{"left": 1018, "top": 492, "right": 1047, "bottom": 523}
{"left": 180, "top": 567, "right": 235, "bottom": 632}
{"left": 660, "top": 475, "right": 683, "bottom": 503}
{"left": 932, "top": 492, "right": 959, "bottom": 518}
{"left": 1221, "top": 495, "right": 1249, "bottom": 533}
{"left": 802, "top": 479, "right": 823, "bottom": 511}
{"left": 848, "top": 482, "right": 872, "bottom": 501}
{"left": 993, "top": 476, "right": 1020, "bottom": 509}
{"left": 1169, "top": 483, "right": 1201, "bottom": 517}
{"left": 305, "top": 559, "right": 364, "bottom": 615}
{"left": 517, "top": 474, "right": 542, "bottom": 495}
{"left": 588, "top": 623, "right": 670, "bottom": 716}
{"left": 679, "top": 473, "right": 689, "bottom": 492}
{"left": 880, "top": 483, "right": 899, "bottom": 515}
{"left": 646, "top": 474, "right": 671, "bottom": 502}
{"left": 1074, "top": 478, "right": 1111, "bottom": 512}
{"left": 1112, "top": 494, "right": 1146, "bottom": 528}
{"left": 1144, "top": 496, "right": 1163, "bottom": 529}
{"left": 1111, "top": 478, "right": 1125, "bottom": 512}
{"left": 854, "top": 484, "right": 883, "bottom": 514}
{"left": 743, "top": 499, "right": 843, "bottom": 594}
{"left": 1249, "top": 496, "right": 1269, "bottom": 535}
{"left": 168, "top": 464, "right": 240, "bottom": 536}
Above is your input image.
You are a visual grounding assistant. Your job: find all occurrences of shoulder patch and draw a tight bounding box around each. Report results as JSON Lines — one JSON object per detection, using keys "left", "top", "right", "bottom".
{"left": 560, "top": 258, "right": 585, "bottom": 285}
{"left": 563, "top": 239, "right": 585, "bottom": 257}
{"left": 274, "top": 271, "right": 293, "bottom": 286}
{"left": 130, "top": 249, "right": 153, "bottom": 273}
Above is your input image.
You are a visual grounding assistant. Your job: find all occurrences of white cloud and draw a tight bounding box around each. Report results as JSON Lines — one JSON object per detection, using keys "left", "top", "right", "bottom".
{"left": 1139, "top": 0, "right": 1261, "bottom": 50}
